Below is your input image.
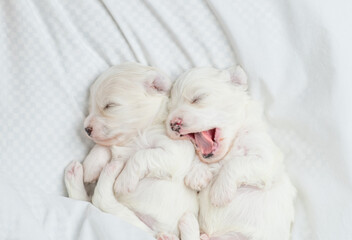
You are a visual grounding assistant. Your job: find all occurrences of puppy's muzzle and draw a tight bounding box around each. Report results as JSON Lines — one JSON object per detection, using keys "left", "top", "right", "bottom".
{"left": 170, "top": 118, "right": 183, "bottom": 133}
{"left": 85, "top": 127, "right": 93, "bottom": 136}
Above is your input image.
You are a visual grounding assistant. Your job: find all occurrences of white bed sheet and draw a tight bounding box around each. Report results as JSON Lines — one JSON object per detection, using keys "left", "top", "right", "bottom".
{"left": 0, "top": 175, "right": 154, "bottom": 240}
{"left": 0, "top": 0, "right": 351, "bottom": 239}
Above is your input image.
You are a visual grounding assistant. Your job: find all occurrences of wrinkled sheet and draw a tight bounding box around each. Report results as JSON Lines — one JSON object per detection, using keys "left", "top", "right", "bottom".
{"left": 0, "top": 176, "right": 153, "bottom": 240}
{"left": 0, "top": 0, "right": 351, "bottom": 239}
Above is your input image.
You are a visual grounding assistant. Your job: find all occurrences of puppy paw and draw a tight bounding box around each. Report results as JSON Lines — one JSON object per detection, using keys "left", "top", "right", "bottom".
{"left": 184, "top": 167, "right": 213, "bottom": 191}
{"left": 210, "top": 181, "right": 236, "bottom": 207}
{"left": 157, "top": 233, "right": 179, "bottom": 240}
{"left": 200, "top": 233, "right": 210, "bottom": 240}
{"left": 114, "top": 170, "right": 139, "bottom": 195}
{"left": 65, "top": 161, "right": 90, "bottom": 201}
{"left": 65, "top": 161, "right": 84, "bottom": 184}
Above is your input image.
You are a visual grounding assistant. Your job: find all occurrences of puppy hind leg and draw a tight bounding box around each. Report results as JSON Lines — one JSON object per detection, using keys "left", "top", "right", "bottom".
{"left": 92, "top": 160, "right": 123, "bottom": 199}
{"left": 92, "top": 161, "right": 154, "bottom": 236}
{"left": 178, "top": 212, "right": 200, "bottom": 240}
{"left": 64, "top": 161, "right": 90, "bottom": 201}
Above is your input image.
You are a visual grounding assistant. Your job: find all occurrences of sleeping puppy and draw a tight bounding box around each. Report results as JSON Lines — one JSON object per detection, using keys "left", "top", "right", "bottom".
{"left": 64, "top": 63, "right": 199, "bottom": 240}
{"left": 166, "top": 66, "right": 296, "bottom": 240}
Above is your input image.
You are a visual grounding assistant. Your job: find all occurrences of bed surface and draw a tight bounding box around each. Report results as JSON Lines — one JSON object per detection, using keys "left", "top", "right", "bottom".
{"left": 1, "top": 0, "right": 351, "bottom": 239}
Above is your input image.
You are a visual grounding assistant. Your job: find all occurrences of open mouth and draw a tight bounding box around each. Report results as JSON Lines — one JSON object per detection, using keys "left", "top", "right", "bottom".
{"left": 182, "top": 128, "right": 220, "bottom": 159}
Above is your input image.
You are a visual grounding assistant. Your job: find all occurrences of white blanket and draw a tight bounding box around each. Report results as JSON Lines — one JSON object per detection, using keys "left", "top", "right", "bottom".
{"left": 0, "top": 0, "right": 351, "bottom": 239}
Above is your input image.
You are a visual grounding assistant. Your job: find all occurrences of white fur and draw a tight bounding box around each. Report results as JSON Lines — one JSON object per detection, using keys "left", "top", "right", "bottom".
{"left": 82, "top": 144, "right": 111, "bottom": 183}
{"left": 64, "top": 63, "right": 198, "bottom": 238}
{"left": 167, "top": 66, "right": 296, "bottom": 240}
{"left": 65, "top": 161, "right": 90, "bottom": 201}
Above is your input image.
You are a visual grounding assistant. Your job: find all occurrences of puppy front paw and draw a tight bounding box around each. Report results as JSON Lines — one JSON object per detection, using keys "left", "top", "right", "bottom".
{"left": 200, "top": 233, "right": 210, "bottom": 240}
{"left": 114, "top": 170, "right": 139, "bottom": 195}
{"left": 184, "top": 167, "right": 213, "bottom": 191}
{"left": 65, "top": 161, "right": 84, "bottom": 184}
{"left": 210, "top": 180, "right": 236, "bottom": 207}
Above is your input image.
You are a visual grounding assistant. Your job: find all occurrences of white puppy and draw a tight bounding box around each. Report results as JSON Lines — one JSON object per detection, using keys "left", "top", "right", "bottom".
{"left": 166, "top": 66, "right": 296, "bottom": 240}
{"left": 64, "top": 63, "right": 199, "bottom": 239}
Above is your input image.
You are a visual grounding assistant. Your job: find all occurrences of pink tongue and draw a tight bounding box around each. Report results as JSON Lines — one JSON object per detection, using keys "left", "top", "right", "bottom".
{"left": 194, "top": 130, "right": 214, "bottom": 155}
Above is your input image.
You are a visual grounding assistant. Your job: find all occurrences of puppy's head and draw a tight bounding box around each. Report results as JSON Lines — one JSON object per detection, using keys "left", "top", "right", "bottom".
{"left": 167, "top": 65, "right": 248, "bottom": 163}
{"left": 84, "top": 62, "right": 171, "bottom": 146}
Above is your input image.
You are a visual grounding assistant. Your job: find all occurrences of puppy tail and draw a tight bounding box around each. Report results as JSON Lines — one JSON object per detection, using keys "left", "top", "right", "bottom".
{"left": 92, "top": 161, "right": 154, "bottom": 236}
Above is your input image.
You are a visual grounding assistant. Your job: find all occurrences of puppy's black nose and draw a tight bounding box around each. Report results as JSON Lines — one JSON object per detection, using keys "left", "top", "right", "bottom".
{"left": 85, "top": 127, "right": 93, "bottom": 136}
{"left": 170, "top": 122, "right": 181, "bottom": 133}
{"left": 203, "top": 153, "right": 213, "bottom": 159}
{"left": 170, "top": 118, "right": 183, "bottom": 133}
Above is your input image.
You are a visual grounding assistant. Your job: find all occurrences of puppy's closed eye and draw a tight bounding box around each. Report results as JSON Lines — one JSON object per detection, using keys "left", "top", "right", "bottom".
{"left": 191, "top": 94, "right": 207, "bottom": 104}
{"left": 104, "top": 103, "right": 120, "bottom": 110}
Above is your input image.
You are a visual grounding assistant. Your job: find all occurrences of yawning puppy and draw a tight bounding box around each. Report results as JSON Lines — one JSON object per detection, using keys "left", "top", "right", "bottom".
{"left": 166, "top": 66, "right": 296, "bottom": 240}
{"left": 65, "top": 63, "right": 199, "bottom": 239}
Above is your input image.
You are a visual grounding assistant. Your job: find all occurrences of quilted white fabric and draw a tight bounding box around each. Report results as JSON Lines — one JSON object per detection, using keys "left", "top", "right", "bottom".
{"left": 0, "top": 0, "right": 351, "bottom": 239}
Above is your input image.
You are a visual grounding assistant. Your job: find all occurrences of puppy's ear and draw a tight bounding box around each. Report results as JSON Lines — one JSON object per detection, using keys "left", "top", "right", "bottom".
{"left": 145, "top": 71, "right": 172, "bottom": 94}
{"left": 227, "top": 65, "right": 248, "bottom": 90}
